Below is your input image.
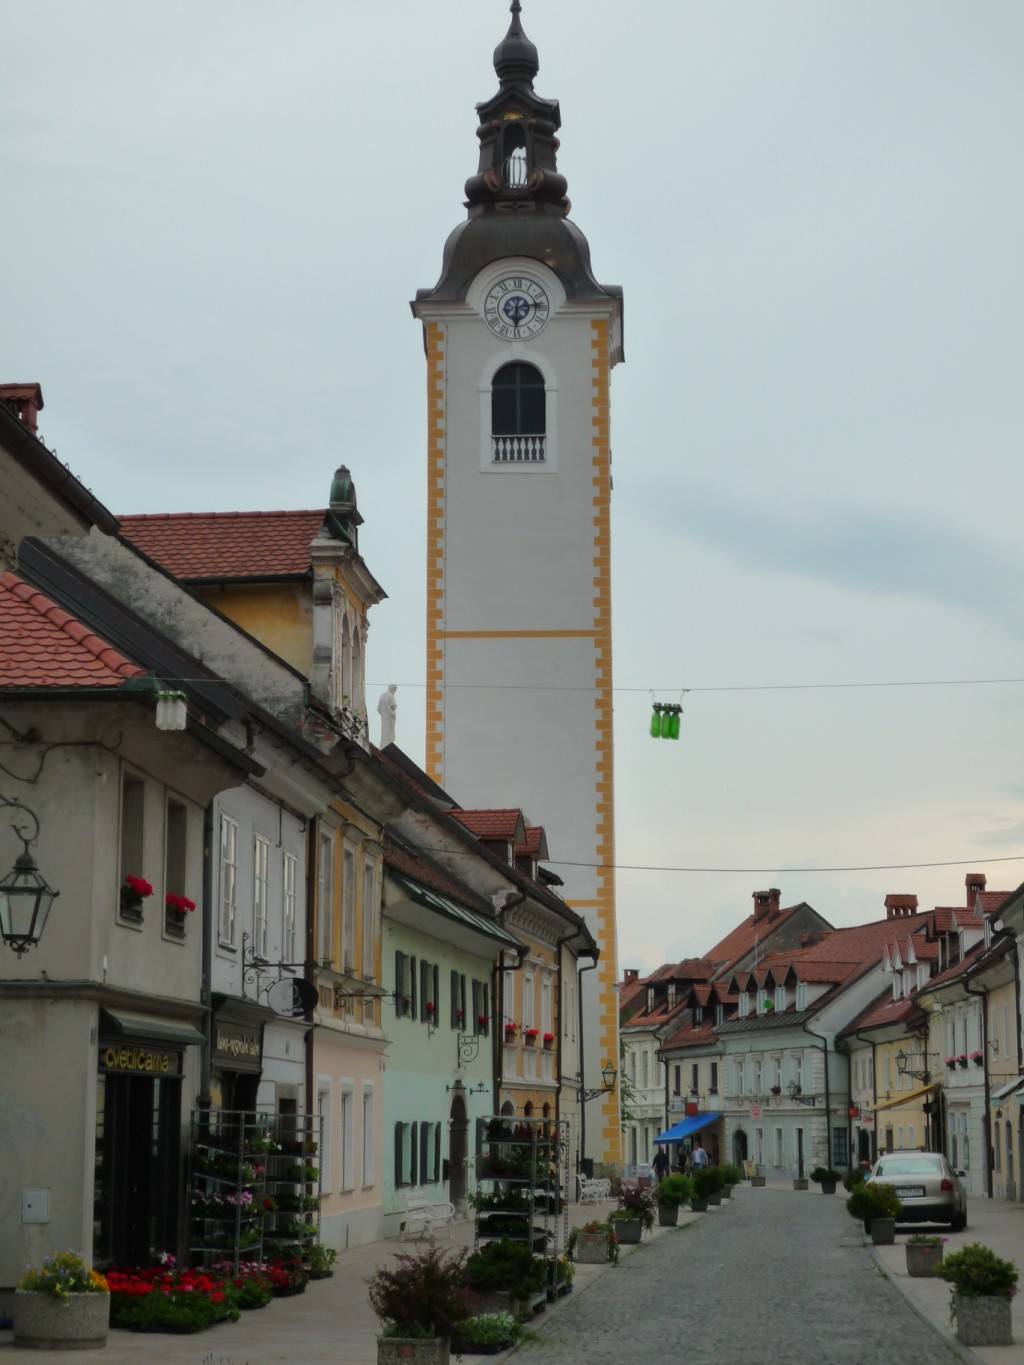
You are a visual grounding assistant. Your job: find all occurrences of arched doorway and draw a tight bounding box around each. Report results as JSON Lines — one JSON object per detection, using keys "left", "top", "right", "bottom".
{"left": 732, "top": 1128, "right": 748, "bottom": 1167}
{"left": 448, "top": 1092, "right": 469, "bottom": 1218}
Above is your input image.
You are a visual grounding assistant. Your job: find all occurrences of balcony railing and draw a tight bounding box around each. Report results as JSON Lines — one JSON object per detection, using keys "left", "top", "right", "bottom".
{"left": 492, "top": 434, "right": 546, "bottom": 463}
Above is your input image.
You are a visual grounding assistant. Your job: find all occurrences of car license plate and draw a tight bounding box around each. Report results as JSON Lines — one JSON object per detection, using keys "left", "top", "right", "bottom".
{"left": 896, "top": 1186, "right": 925, "bottom": 1197}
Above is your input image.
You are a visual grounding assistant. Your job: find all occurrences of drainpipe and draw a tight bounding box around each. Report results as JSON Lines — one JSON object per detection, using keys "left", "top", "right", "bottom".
{"left": 577, "top": 956, "right": 599, "bottom": 1175}
{"left": 964, "top": 976, "right": 992, "bottom": 1197}
{"left": 802, "top": 1020, "right": 832, "bottom": 1174}
{"left": 553, "top": 927, "right": 578, "bottom": 1141}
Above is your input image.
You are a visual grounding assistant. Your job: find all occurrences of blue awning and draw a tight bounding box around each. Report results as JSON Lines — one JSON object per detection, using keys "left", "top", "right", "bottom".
{"left": 655, "top": 1112, "right": 722, "bottom": 1144}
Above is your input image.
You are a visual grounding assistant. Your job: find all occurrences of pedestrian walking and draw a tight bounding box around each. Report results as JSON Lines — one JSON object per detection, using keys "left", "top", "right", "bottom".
{"left": 691, "top": 1139, "right": 708, "bottom": 1170}
{"left": 652, "top": 1146, "right": 670, "bottom": 1180}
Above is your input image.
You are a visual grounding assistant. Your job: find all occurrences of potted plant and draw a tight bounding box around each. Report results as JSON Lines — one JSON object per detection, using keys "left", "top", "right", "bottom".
{"left": 970, "top": 1050, "right": 984, "bottom": 1068}
{"left": 523, "top": 1028, "right": 539, "bottom": 1047}
{"left": 720, "top": 1163, "right": 742, "bottom": 1198}
{"left": 119, "top": 873, "right": 153, "bottom": 921}
{"left": 465, "top": 1238, "right": 546, "bottom": 1314}
{"left": 656, "top": 1173, "right": 693, "bottom": 1226}
{"left": 846, "top": 1180, "right": 903, "bottom": 1245}
{"left": 701, "top": 1165, "right": 726, "bottom": 1205}
{"left": 14, "top": 1251, "right": 111, "bottom": 1349}
{"left": 957, "top": 1053, "right": 969, "bottom": 1069}
{"left": 367, "top": 1244, "right": 471, "bottom": 1365}
{"left": 905, "top": 1233, "right": 946, "bottom": 1278}
{"left": 504, "top": 1022, "right": 518, "bottom": 1041}
{"left": 690, "top": 1168, "right": 717, "bottom": 1211}
{"left": 945, "top": 1055, "right": 958, "bottom": 1071}
{"left": 610, "top": 1183, "right": 656, "bottom": 1243}
{"left": 810, "top": 1166, "right": 841, "bottom": 1195}
{"left": 934, "top": 1242, "right": 1018, "bottom": 1346}
{"left": 451, "top": 1311, "right": 522, "bottom": 1356}
{"left": 302, "top": 1243, "right": 338, "bottom": 1279}
{"left": 542, "top": 1031, "right": 555, "bottom": 1051}
{"left": 568, "top": 1220, "right": 618, "bottom": 1264}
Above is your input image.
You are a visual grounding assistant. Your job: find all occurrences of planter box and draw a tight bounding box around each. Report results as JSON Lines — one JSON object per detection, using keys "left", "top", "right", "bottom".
{"left": 905, "top": 1243, "right": 944, "bottom": 1278}
{"left": 689, "top": 1197, "right": 709, "bottom": 1212}
{"left": 819, "top": 1181, "right": 837, "bottom": 1195}
{"left": 573, "top": 1231, "right": 612, "bottom": 1263}
{"left": 750, "top": 1176, "right": 766, "bottom": 1188}
{"left": 707, "top": 1190, "right": 722, "bottom": 1206}
{"left": 377, "top": 1335, "right": 450, "bottom": 1365}
{"left": 867, "top": 1217, "right": 896, "bottom": 1246}
{"left": 14, "top": 1290, "right": 110, "bottom": 1349}
{"left": 468, "top": 1289, "right": 519, "bottom": 1316}
{"left": 793, "top": 1179, "right": 809, "bottom": 1191}
{"left": 613, "top": 1217, "right": 643, "bottom": 1243}
{"left": 658, "top": 1204, "right": 679, "bottom": 1226}
{"left": 721, "top": 1184, "right": 734, "bottom": 1200}
{"left": 954, "top": 1292, "right": 1013, "bottom": 1347}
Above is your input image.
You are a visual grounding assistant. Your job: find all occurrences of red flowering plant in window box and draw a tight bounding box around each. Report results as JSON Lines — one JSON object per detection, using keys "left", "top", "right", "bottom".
{"left": 120, "top": 875, "right": 153, "bottom": 919}
{"left": 957, "top": 1053, "right": 969, "bottom": 1069}
{"left": 426, "top": 1001, "right": 435, "bottom": 1015}
{"left": 542, "top": 1032, "right": 555, "bottom": 1050}
{"left": 523, "top": 1028, "right": 539, "bottom": 1047}
{"left": 945, "top": 1056, "right": 958, "bottom": 1071}
{"left": 456, "top": 1009, "right": 464, "bottom": 1025}
{"left": 504, "top": 1022, "right": 519, "bottom": 1039}
{"left": 477, "top": 1014, "right": 488, "bottom": 1032}
{"left": 165, "top": 893, "right": 196, "bottom": 917}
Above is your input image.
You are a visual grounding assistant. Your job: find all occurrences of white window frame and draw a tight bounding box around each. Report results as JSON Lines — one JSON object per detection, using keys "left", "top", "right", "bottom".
{"left": 362, "top": 857, "right": 377, "bottom": 980}
{"left": 341, "top": 843, "right": 357, "bottom": 973}
{"left": 774, "top": 985, "right": 786, "bottom": 1011}
{"left": 282, "top": 852, "right": 298, "bottom": 964}
{"left": 219, "top": 813, "right": 238, "bottom": 946}
{"left": 317, "top": 1080, "right": 333, "bottom": 1195}
{"left": 792, "top": 1053, "right": 803, "bottom": 1092}
{"left": 339, "top": 1084, "right": 355, "bottom": 1191}
{"left": 795, "top": 982, "right": 807, "bottom": 1009}
{"left": 253, "top": 833, "right": 270, "bottom": 958}
{"left": 317, "top": 831, "right": 334, "bottom": 965}
{"left": 773, "top": 1126, "right": 784, "bottom": 1167}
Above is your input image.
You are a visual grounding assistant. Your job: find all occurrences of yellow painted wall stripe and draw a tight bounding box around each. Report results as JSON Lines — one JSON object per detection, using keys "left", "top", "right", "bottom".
{"left": 440, "top": 629, "right": 598, "bottom": 640}
{"left": 424, "top": 322, "right": 446, "bottom": 783}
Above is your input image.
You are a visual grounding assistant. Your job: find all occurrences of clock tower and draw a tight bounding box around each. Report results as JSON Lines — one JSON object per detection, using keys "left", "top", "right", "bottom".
{"left": 412, "top": 2, "right": 623, "bottom": 1168}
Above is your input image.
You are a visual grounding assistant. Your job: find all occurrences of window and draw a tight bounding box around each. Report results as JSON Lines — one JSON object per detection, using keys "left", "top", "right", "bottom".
{"left": 773, "top": 1127, "right": 783, "bottom": 1167}
{"left": 219, "top": 814, "right": 238, "bottom": 945}
{"left": 832, "top": 1126, "right": 849, "bottom": 1167}
{"left": 754, "top": 1127, "right": 764, "bottom": 1165}
{"left": 775, "top": 985, "right": 786, "bottom": 1011}
{"left": 734, "top": 1060, "right": 745, "bottom": 1096}
{"left": 318, "top": 1082, "right": 332, "bottom": 1194}
{"left": 341, "top": 845, "right": 356, "bottom": 972}
{"left": 361, "top": 1084, "right": 375, "bottom": 1187}
{"left": 691, "top": 1063, "right": 699, "bottom": 1093}
{"left": 710, "top": 1062, "right": 718, "bottom": 1092}
{"left": 491, "top": 362, "right": 545, "bottom": 463}
{"left": 694, "top": 1006, "right": 704, "bottom": 1024}
{"left": 541, "top": 974, "right": 552, "bottom": 1036}
{"left": 524, "top": 971, "right": 535, "bottom": 1031}
{"left": 253, "top": 834, "right": 269, "bottom": 958}
{"left": 119, "top": 771, "right": 145, "bottom": 919}
{"left": 673, "top": 1065, "right": 681, "bottom": 1095}
{"left": 756, "top": 989, "right": 767, "bottom": 1014}
{"left": 795, "top": 982, "right": 807, "bottom": 1009}
{"left": 739, "top": 994, "right": 750, "bottom": 1018}
{"left": 995, "top": 1120, "right": 1002, "bottom": 1172}
{"left": 472, "top": 979, "right": 489, "bottom": 1035}
{"left": 753, "top": 1058, "right": 763, "bottom": 1094}
{"left": 451, "top": 970, "right": 467, "bottom": 1030}
{"left": 340, "top": 1086, "right": 354, "bottom": 1190}
{"left": 164, "top": 796, "right": 187, "bottom": 935}
{"left": 282, "top": 853, "right": 298, "bottom": 964}
{"left": 667, "top": 983, "right": 676, "bottom": 1010}
{"left": 770, "top": 1056, "right": 782, "bottom": 1090}
{"left": 646, "top": 987, "right": 655, "bottom": 1013}
{"left": 317, "top": 832, "right": 333, "bottom": 964}
{"left": 362, "top": 858, "right": 377, "bottom": 981}
{"left": 792, "top": 1054, "right": 803, "bottom": 1093}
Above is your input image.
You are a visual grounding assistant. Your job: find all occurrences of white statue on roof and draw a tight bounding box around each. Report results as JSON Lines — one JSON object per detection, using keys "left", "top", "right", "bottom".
{"left": 377, "top": 684, "right": 397, "bottom": 747}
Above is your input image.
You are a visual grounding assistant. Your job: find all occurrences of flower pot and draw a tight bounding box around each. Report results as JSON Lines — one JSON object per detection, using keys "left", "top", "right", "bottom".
{"left": 523, "top": 1035, "right": 537, "bottom": 1047}
{"left": 905, "top": 1243, "right": 944, "bottom": 1278}
{"left": 542, "top": 1038, "right": 553, "bottom": 1051}
{"left": 867, "top": 1217, "right": 896, "bottom": 1246}
{"left": 819, "top": 1180, "right": 837, "bottom": 1195}
{"left": 707, "top": 1189, "right": 722, "bottom": 1206}
{"left": 613, "top": 1217, "right": 643, "bottom": 1243}
{"left": 793, "top": 1178, "right": 809, "bottom": 1191}
{"left": 14, "top": 1290, "right": 111, "bottom": 1349}
{"left": 954, "top": 1292, "right": 1013, "bottom": 1347}
{"left": 721, "top": 1184, "right": 734, "bottom": 1200}
{"left": 573, "top": 1231, "right": 612, "bottom": 1263}
{"left": 377, "top": 1335, "right": 450, "bottom": 1365}
{"left": 658, "top": 1203, "right": 679, "bottom": 1226}
{"left": 689, "top": 1197, "right": 709, "bottom": 1213}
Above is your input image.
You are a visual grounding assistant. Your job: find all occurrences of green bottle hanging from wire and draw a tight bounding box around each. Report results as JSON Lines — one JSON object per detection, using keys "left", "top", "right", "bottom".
{"left": 649, "top": 702, "right": 682, "bottom": 740}
{"left": 650, "top": 703, "right": 663, "bottom": 737}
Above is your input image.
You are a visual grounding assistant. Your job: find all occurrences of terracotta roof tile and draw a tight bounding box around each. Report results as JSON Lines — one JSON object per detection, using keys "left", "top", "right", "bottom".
{"left": 0, "top": 571, "right": 145, "bottom": 687}
{"left": 704, "top": 903, "right": 807, "bottom": 972}
{"left": 384, "top": 838, "right": 495, "bottom": 917}
{"left": 451, "top": 809, "right": 525, "bottom": 841}
{"left": 119, "top": 510, "right": 325, "bottom": 580}
{"left": 514, "top": 826, "right": 547, "bottom": 859}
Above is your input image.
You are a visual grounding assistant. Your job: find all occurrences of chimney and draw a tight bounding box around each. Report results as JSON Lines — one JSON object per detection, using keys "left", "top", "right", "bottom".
{"left": 885, "top": 893, "right": 919, "bottom": 920}
{"left": 0, "top": 382, "right": 44, "bottom": 434}
{"left": 753, "top": 888, "right": 781, "bottom": 923}
{"left": 965, "top": 872, "right": 987, "bottom": 906}
{"left": 623, "top": 968, "right": 639, "bottom": 985}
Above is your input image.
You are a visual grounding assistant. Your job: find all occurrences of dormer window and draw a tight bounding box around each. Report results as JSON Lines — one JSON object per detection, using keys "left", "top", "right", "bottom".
{"left": 492, "top": 362, "right": 545, "bottom": 463}
{"left": 756, "top": 988, "right": 767, "bottom": 1014}
{"left": 739, "top": 993, "right": 750, "bottom": 1018}
{"left": 774, "top": 985, "right": 786, "bottom": 1012}
{"left": 715, "top": 1003, "right": 725, "bottom": 1027}
{"left": 646, "top": 986, "right": 655, "bottom": 1013}
{"left": 667, "top": 983, "right": 676, "bottom": 1009}
{"left": 796, "top": 981, "right": 807, "bottom": 1010}
{"left": 694, "top": 1005, "right": 703, "bottom": 1024}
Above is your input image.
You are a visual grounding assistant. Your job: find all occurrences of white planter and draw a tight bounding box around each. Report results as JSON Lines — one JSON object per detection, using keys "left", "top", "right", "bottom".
{"left": 14, "top": 1289, "right": 110, "bottom": 1349}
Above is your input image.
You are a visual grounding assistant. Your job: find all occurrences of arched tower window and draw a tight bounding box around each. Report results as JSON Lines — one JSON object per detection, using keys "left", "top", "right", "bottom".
{"left": 492, "top": 362, "right": 545, "bottom": 463}
{"left": 501, "top": 123, "right": 528, "bottom": 189}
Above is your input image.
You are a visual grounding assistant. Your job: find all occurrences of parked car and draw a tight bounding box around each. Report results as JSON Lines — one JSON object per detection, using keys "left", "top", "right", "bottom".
{"left": 868, "top": 1151, "right": 967, "bottom": 1229}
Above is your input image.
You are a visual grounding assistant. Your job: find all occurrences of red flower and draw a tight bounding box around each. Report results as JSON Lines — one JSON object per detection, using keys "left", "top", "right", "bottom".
{"left": 426, "top": 1001, "right": 435, "bottom": 1014}
{"left": 543, "top": 1032, "right": 555, "bottom": 1044}
{"left": 123, "top": 875, "right": 153, "bottom": 898}
{"left": 524, "top": 1028, "right": 539, "bottom": 1039}
{"left": 165, "top": 892, "right": 196, "bottom": 913}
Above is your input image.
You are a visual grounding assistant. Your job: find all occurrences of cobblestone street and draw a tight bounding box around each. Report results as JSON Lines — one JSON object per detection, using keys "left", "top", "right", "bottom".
{"left": 518, "top": 1191, "right": 964, "bottom": 1364}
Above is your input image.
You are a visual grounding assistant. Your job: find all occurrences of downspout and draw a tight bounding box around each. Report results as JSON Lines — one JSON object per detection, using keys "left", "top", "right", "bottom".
{"left": 802, "top": 1020, "right": 832, "bottom": 1173}
{"left": 553, "top": 926, "right": 578, "bottom": 1144}
{"left": 964, "top": 976, "right": 992, "bottom": 1197}
{"left": 577, "top": 956, "right": 599, "bottom": 1174}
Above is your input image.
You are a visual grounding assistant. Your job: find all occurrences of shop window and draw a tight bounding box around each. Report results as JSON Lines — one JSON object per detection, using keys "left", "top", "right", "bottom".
{"left": 218, "top": 814, "right": 238, "bottom": 947}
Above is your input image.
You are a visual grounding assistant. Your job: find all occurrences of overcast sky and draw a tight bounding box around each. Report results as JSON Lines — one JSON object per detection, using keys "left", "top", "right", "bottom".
{"left": 4, "top": 1, "right": 1023, "bottom": 974}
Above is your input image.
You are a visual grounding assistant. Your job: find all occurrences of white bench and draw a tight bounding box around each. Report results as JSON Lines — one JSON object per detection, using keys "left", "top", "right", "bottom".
{"left": 398, "top": 1187, "right": 455, "bottom": 1240}
{"left": 577, "top": 1175, "right": 611, "bottom": 1204}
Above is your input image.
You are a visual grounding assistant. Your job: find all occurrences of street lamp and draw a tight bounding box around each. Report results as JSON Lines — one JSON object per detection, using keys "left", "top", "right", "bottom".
{"left": 895, "top": 1048, "right": 930, "bottom": 1082}
{"left": 787, "top": 1079, "right": 816, "bottom": 1107}
{"left": 578, "top": 1060, "right": 617, "bottom": 1105}
{"left": 0, "top": 796, "right": 59, "bottom": 956}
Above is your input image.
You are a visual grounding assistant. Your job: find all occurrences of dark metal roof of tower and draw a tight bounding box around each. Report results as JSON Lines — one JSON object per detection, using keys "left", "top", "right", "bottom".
{"left": 415, "top": 1, "right": 621, "bottom": 307}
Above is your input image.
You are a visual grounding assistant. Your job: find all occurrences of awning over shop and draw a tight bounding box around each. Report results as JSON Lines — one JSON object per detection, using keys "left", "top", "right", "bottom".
{"left": 869, "top": 1081, "right": 939, "bottom": 1113}
{"left": 991, "top": 1076, "right": 1024, "bottom": 1103}
{"left": 100, "top": 1008, "right": 205, "bottom": 1048}
{"left": 655, "top": 1112, "right": 722, "bottom": 1144}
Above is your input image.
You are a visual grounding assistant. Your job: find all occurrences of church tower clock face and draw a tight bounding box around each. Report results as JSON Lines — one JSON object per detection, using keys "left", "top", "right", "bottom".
{"left": 484, "top": 276, "right": 549, "bottom": 339}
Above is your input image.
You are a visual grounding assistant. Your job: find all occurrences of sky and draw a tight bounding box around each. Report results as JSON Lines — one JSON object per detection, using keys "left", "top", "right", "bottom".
{"left": 3, "top": 1, "right": 1024, "bottom": 975}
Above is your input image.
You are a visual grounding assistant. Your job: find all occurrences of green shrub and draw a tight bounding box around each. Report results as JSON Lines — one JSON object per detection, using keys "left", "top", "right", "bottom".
{"left": 613, "top": 1184, "right": 656, "bottom": 1231}
{"left": 452, "top": 1311, "right": 522, "bottom": 1351}
{"left": 113, "top": 1290, "right": 238, "bottom": 1333}
{"left": 843, "top": 1168, "right": 866, "bottom": 1192}
{"left": 302, "top": 1244, "right": 338, "bottom": 1279}
{"left": 846, "top": 1181, "right": 902, "bottom": 1222}
{"left": 810, "top": 1167, "right": 841, "bottom": 1184}
{"left": 465, "top": 1239, "right": 546, "bottom": 1299}
{"left": 720, "top": 1163, "right": 742, "bottom": 1186}
{"left": 935, "top": 1243, "right": 1018, "bottom": 1301}
{"left": 367, "top": 1245, "right": 470, "bottom": 1339}
{"left": 656, "top": 1174, "right": 693, "bottom": 1208}
{"left": 692, "top": 1168, "right": 718, "bottom": 1199}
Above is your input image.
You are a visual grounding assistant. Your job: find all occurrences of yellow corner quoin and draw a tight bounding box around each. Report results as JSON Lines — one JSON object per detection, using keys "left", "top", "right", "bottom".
{"left": 425, "top": 322, "right": 446, "bottom": 783}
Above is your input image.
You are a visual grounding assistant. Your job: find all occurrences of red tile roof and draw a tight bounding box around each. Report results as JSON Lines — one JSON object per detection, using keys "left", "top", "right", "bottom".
{"left": 703, "top": 902, "right": 807, "bottom": 972}
{"left": 844, "top": 992, "right": 926, "bottom": 1034}
{"left": 118, "top": 510, "right": 325, "bottom": 581}
{"left": 384, "top": 838, "right": 495, "bottom": 917}
{"left": 514, "top": 826, "right": 548, "bottom": 859}
{"left": 451, "top": 809, "right": 525, "bottom": 841}
{"left": 0, "top": 571, "right": 145, "bottom": 687}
